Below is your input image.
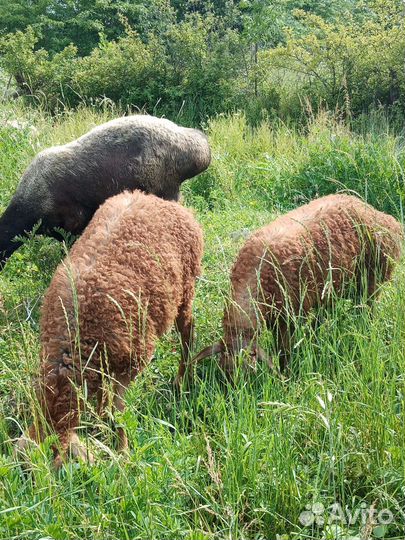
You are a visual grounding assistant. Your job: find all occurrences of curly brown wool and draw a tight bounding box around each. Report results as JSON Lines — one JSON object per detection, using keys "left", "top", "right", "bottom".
{"left": 194, "top": 194, "right": 403, "bottom": 374}
{"left": 26, "top": 190, "right": 203, "bottom": 467}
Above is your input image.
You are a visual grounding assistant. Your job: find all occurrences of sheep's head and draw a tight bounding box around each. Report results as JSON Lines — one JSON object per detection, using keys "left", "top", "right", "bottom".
{"left": 191, "top": 337, "right": 276, "bottom": 377}
{"left": 176, "top": 128, "right": 211, "bottom": 181}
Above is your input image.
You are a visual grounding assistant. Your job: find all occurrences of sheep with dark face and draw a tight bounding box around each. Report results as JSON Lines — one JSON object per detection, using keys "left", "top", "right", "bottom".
{"left": 0, "top": 115, "right": 210, "bottom": 267}
{"left": 20, "top": 190, "right": 203, "bottom": 468}
{"left": 193, "top": 194, "right": 403, "bottom": 374}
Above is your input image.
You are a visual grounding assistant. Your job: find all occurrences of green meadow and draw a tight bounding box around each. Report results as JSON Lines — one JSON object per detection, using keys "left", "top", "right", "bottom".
{"left": 0, "top": 103, "right": 404, "bottom": 539}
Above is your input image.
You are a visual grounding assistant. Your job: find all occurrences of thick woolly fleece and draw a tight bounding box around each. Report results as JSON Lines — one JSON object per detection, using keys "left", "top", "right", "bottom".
{"left": 31, "top": 190, "right": 203, "bottom": 458}
{"left": 222, "top": 194, "right": 403, "bottom": 371}
{"left": 0, "top": 114, "right": 210, "bottom": 266}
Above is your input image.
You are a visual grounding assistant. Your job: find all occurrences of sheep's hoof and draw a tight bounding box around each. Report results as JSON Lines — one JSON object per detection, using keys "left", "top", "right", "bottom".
{"left": 53, "top": 453, "right": 65, "bottom": 471}
{"left": 118, "top": 443, "right": 130, "bottom": 458}
{"left": 173, "top": 374, "right": 184, "bottom": 391}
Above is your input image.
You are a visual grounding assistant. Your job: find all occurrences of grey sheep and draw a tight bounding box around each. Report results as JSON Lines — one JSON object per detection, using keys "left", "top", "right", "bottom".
{"left": 0, "top": 115, "right": 210, "bottom": 267}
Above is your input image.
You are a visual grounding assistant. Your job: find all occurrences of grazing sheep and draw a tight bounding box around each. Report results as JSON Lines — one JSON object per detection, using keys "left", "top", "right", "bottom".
{"left": 193, "top": 194, "right": 403, "bottom": 374}
{"left": 0, "top": 115, "right": 210, "bottom": 267}
{"left": 22, "top": 190, "right": 203, "bottom": 468}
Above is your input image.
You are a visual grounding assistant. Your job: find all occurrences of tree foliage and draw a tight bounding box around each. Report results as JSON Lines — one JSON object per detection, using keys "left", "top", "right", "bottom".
{"left": 0, "top": 0, "right": 404, "bottom": 123}
{"left": 0, "top": 0, "right": 176, "bottom": 55}
{"left": 265, "top": 2, "right": 405, "bottom": 115}
{"left": 0, "top": 14, "right": 246, "bottom": 120}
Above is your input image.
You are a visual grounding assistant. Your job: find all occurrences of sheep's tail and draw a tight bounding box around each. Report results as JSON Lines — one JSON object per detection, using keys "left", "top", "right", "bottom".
{"left": 0, "top": 197, "right": 38, "bottom": 268}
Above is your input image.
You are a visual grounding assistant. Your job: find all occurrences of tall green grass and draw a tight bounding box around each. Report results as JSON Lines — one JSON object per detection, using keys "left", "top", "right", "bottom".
{"left": 188, "top": 112, "right": 405, "bottom": 221}
{"left": 0, "top": 102, "right": 404, "bottom": 539}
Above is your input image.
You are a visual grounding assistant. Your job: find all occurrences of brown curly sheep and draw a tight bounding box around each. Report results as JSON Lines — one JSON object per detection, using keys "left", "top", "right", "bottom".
{"left": 193, "top": 194, "right": 403, "bottom": 374}
{"left": 22, "top": 190, "right": 203, "bottom": 467}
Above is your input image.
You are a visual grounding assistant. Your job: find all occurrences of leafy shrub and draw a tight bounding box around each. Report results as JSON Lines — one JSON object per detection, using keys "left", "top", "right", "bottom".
{"left": 0, "top": 27, "right": 78, "bottom": 109}
{"left": 262, "top": 1, "right": 405, "bottom": 117}
{"left": 0, "top": 15, "right": 247, "bottom": 122}
{"left": 1, "top": 1, "right": 404, "bottom": 124}
{"left": 73, "top": 30, "right": 158, "bottom": 109}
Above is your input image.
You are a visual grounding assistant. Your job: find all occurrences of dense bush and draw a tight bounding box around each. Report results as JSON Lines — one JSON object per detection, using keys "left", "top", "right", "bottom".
{"left": 0, "top": 0, "right": 404, "bottom": 123}
{"left": 263, "top": 1, "right": 405, "bottom": 118}
{"left": 0, "top": 0, "right": 177, "bottom": 55}
{"left": 74, "top": 30, "right": 158, "bottom": 109}
{"left": 0, "top": 27, "right": 78, "bottom": 109}
{"left": 0, "top": 15, "right": 247, "bottom": 122}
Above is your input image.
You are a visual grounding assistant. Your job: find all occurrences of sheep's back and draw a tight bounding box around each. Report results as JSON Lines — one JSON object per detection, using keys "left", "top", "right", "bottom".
{"left": 40, "top": 191, "right": 203, "bottom": 371}
{"left": 229, "top": 194, "right": 403, "bottom": 325}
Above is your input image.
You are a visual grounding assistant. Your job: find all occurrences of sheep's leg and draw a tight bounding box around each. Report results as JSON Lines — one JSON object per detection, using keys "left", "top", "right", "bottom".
{"left": 54, "top": 421, "right": 92, "bottom": 470}
{"left": 43, "top": 201, "right": 95, "bottom": 239}
{"left": 96, "top": 386, "right": 107, "bottom": 417}
{"left": 113, "top": 374, "right": 130, "bottom": 452}
{"left": 54, "top": 430, "right": 95, "bottom": 469}
{"left": 175, "top": 309, "right": 194, "bottom": 383}
{"left": 36, "top": 366, "right": 95, "bottom": 468}
{"left": 275, "top": 319, "right": 292, "bottom": 373}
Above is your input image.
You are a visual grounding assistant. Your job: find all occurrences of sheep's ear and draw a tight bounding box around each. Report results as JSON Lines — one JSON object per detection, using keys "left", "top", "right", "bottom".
{"left": 192, "top": 342, "right": 224, "bottom": 364}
